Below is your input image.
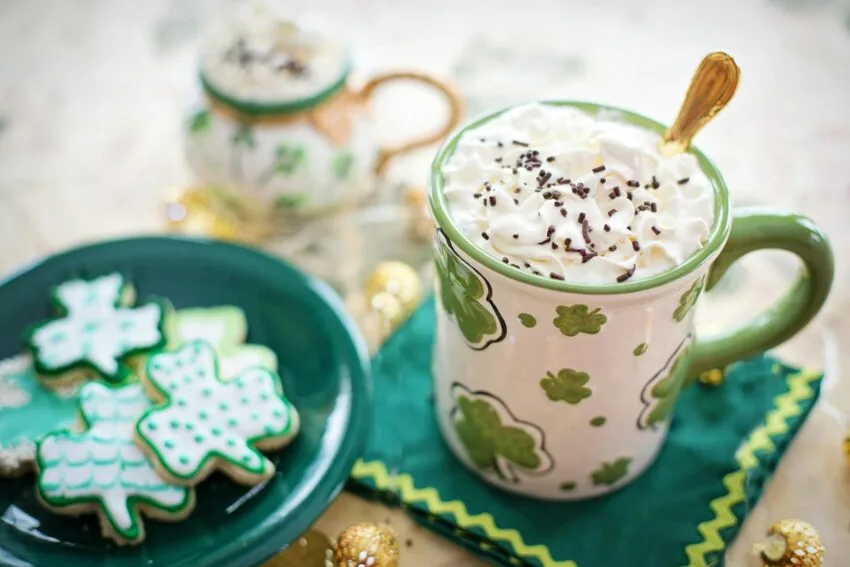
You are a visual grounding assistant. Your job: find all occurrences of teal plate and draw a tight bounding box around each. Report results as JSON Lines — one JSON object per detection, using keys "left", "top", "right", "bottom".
{"left": 0, "top": 236, "right": 371, "bottom": 567}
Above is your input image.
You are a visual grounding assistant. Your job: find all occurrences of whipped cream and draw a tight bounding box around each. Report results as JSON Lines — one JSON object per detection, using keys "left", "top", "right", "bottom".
{"left": 441, "top": 103, "right": 715, "bottom": 284}
{"left": 200, "top": 3, "right": 348, "bottom": 104}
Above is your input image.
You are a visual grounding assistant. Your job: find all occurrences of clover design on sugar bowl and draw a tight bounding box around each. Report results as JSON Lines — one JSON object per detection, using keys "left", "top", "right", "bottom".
{"left": 184, "top": 8, "right": 462, "bottom": 216}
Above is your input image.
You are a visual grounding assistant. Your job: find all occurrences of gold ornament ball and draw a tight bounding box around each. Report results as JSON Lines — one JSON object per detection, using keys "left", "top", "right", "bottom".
{"left": 363, "top": 261, "right": 422, "bottom": 326}
{"left": 698, "top": 368, "right": 725, "bottom": 387}
{"left": 759, "top": 519, "right": 824, "bottom": 567}
{"left": 331, "top": 523, "right": 399, "bottom": 567}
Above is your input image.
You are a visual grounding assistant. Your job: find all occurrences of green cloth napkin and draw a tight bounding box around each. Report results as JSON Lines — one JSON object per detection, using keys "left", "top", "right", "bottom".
{"left": 347, "top": 297, "right": 823, "bottom": 567}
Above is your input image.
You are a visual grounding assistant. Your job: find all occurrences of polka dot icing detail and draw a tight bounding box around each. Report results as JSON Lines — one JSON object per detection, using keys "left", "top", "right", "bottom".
{"left": 136, "top": 340, "right": 298, "bottom": 483}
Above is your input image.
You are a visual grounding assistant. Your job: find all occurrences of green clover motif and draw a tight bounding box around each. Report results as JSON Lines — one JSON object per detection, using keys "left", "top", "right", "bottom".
{"left": 257, "top": 144, "right": 307, "bottom": 186}
{"left": 273, "top": 194, "right": 307, "bottom": 209}
{"left": 673, "top": 277, "right": 705, "bottom": 322}
{"left": 435, "top": 231, "right": 505, "bottom": 350}
{"left": 452, "top": 385, "right": 552, "bottom": 482}
{"left": 540, "top": 368, "right": 592, "bottom": 404}
{"left": 638, "top": 336, "right": 693, "bottom": 429}
{"left": 188, "top": 110, "right": 211, "bottom": 135}
{"left": 331, "top": 151, "right": 355, "bottom": 180}
{"left": 553, "top": 305, "right": 607, "bottom": 337}
{"left": 591, "top": 457, "right": 631, "bottom": 486}
{"left": 231, "top": 124, "right": 256, "bottom": 150}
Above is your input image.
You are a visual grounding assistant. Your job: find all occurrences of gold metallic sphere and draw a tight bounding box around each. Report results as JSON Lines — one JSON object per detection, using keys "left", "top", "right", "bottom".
{"left": 759, "top": 519, "right": 824, "bottom": 567}
{"left": 363, "top": 261, "right": 423, "bottom": 327}
{"left": 698, "top": 368, "right": 725, "bottom": 387}
{"left": 331, "top": 523, "right": 399, "bottom": 567}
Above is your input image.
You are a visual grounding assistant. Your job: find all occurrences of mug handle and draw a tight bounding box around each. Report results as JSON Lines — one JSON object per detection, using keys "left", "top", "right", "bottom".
{"left": 357, "top": 71, "right": 464, "bottom": 176}
{"left": 687, "top": 209, "right": 834, "bottom": 381}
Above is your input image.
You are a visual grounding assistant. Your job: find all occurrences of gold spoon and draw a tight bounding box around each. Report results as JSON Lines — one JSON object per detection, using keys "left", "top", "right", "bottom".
{"left": 660, "top": 52, "right": 740, "bottom": 156}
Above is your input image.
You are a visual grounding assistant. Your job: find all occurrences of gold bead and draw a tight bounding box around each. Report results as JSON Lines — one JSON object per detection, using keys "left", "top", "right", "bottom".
{"left": 162, "top": 186, "right": 272, "bottom": 244}
{"left": 758, "top": 519, "right": 824, "bottom": 567}
{"left": 363, "top": 262, "right": 422, "bottom": 328}
{"left": 843, "top": 434, "right": 850, "bottom": 462}
{"left": 331, "top": 523, "right": 399, "bottom": 567}
{"left": 403, "top": 186, "right": 433, "bottom": 242}
{"left": 698, "top": 368, "right": 725, "bottom": 387}
{"left": 262, "top": 528, "right": 332, "bottom": 567}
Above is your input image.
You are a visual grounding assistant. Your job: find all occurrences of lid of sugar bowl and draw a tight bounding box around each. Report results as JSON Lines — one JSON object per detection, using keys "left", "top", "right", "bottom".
{"left": 199, "top": 3, "right": 352, "bottom": 116}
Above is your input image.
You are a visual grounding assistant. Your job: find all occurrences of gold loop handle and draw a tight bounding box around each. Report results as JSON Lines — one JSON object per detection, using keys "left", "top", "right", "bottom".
{"left": 661, "top": 52, "right": 740, "bottom": 155}
{"left": 357, "top": 71, "right": 464, "bottom": 176}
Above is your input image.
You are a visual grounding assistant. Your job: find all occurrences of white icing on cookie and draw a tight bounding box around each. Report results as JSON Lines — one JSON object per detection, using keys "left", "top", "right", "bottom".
{"left": 0, "top": 356, "right": 32, "bottom": 408}
{"left": 136, "top": 341, "right": 297, "bottom": 483}
{"left": 27, "top": 273, "right": 166, "bottom": 381}
{"left": 0, "top": 440, "right": 35, "bottom": 475}
{"left": 36, "top": 382, "right": 193, "bottom": 543}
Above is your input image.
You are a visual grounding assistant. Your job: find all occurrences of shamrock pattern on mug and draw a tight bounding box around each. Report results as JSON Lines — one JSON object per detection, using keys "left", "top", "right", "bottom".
{"left": 25, "top": 273, "right": 166, "bottom": 383}
{"left": 434, "top": 230, "right": 506, "bottom": 350}
{"left": 135, "top": 340, "right": 299, "bottom": 486}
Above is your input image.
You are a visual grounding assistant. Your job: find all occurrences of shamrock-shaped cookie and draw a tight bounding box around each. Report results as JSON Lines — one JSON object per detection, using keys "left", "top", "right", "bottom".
{"left": 35, "top": 381, "right": 194, "bottom": 545}
{"left": 24, "top": 273, "right": 167, "bottom": 385}
{"left": 164, "top": 306, "right": 277, "bottom": 377}
{"left": 136, "top": 340, "right": 299, "bottom": 486}
{"left": 0, "top": 354, "right": 81, "bottom": 477}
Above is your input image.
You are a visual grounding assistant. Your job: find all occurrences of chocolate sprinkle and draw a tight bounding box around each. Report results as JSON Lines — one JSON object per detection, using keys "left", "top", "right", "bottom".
{"left": 678, "top": 177, "right": 690, "bottom": 185}
{"left": 554, "top": 200, "right": 563, "bottom": 207}
{"left": 489, "top": 196, "right": 497, "bottom": 206}
{"left": 600, "top": 178, "right": 606, "bottom": 184}
{"left": 502, "top": 257, "right": 509, "bottom": 263}
{"left": 608, "top": 209, "right": 616, "bottom": 217}
{"left": 652, "top": 225, "right": 661, "bottom": 235}
{"left": 546, "top": 225, "right": 556, "bottom": 236}
{"left": 651, "top": 175, "right": 660, "bottom": 189}
{"left": 592, "top": 165, "right": 606, "bottom": 173}
{"left": 560, "top": 208, "right": 567, "bottom": 217}
{"left": 481, "top": 232, "right": 489, "bottom": 240}
{"left": 551, "top": 242, "right": 559, "bottom": 250}
{"left": 578, "top": 212, "right": 586, "bottom": 223}
{"left": 581, "top": 220, "right": 592, "bottom": 243}
{"left": 617, "top": 265, "right": 637, "bottom": 282}
{"left": 514, "top": 198, "right": 519, "bottom": 205}
{"left": 632, "top": 240, "right": 641, "bottom": 252}
{"left": 608, "top": 245, "right": 617, "bottom": 252}
{"left": 512, "top": 140, "right": 529, "bottom": 147}
{"left": 627, "top": 180, "right": 640, "bottom": 188}
{"left": 650, "top": 202, "right": 657, "bottom": 212}
{"left": 473, "top": 193, "right": 481, "bottom": 199}
{"left": 603, "top": 224, "right": 611, "bottom": 232}
{"left": 495, "top": 157, "right": 503, "bottom": 163}
{"left": 513, "top": 234, "right": 519, "bottom": 239}
{"left": 550, "top": 272, "right": 564, "bottom": 280}
{"left": 546, "top": 156, "right": 555, "bottom": 162}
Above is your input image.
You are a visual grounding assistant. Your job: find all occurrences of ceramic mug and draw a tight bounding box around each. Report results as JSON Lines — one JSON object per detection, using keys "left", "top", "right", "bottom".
{"left": 185, "top": 65, "right": 462, "bottom": 216}
{"left": 427, "top": 101, "right": 834, "bottom": 500}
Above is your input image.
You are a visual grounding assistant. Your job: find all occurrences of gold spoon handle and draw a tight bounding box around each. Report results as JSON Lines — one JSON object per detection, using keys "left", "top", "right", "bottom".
{"left": 661, "top": 52, "right": 740, "bottom": 155}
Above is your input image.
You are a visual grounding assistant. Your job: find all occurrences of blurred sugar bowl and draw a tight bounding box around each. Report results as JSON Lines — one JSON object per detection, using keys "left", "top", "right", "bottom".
{"left": 185, "top": 9, "right": 463, "bottom": 217}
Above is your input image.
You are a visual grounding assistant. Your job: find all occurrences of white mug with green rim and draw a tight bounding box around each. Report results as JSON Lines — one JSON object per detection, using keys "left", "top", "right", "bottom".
{"left": 427, "top": 101, "right": 834, "bottom": 500}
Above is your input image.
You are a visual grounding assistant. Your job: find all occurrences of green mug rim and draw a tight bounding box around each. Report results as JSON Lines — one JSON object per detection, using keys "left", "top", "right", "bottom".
{"left": 199, "top": 57, "right": 353, "bottom": 117}
{"left": 428, "top": 100, "right": 732, "bottom": 295}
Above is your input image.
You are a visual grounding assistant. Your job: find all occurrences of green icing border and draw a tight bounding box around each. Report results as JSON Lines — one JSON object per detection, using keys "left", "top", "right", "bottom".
{"left": 23, "top": 273, "right": 169, "bottom": 384}
{"left": 33, "top": 380, "right": 194, "bottom": 542}
{"left": 135, "top": 340, "right": 297, "bottom": 482}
